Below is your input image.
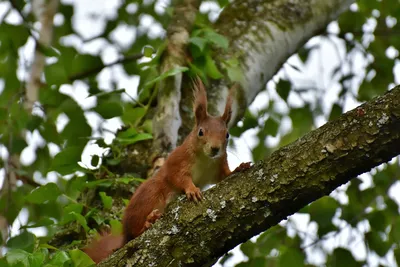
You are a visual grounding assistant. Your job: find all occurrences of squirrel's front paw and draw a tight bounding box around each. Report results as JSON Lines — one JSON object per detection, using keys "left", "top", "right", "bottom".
{"left": 233, "top": 162, "right": 252, "bottom": 173}
{"left": 185, "top": 187, "right": 203, "bottom": 203}
{"left": 143, "top": 209, "right": 163, "bottom": 231}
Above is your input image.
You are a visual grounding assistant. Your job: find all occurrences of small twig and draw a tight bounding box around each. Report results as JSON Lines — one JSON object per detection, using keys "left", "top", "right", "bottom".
{"left": 9, "top": 0, "right": 39, "bottom": 43}
{"left": 68, "top": 53, "right": 143, "bottom": 82}
{"left": 122, "top": 92, "right": 146, "bottom": 108}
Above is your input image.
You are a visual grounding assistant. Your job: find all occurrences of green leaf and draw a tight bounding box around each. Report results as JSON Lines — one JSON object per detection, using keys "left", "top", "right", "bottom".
{"left": 328, "top": 247, "right": 360, "bottom": 267}
{"left": 116, "top": 177, "right": 145, "bottom": 184}
{"left": 205, "top": 55, "right": 223, "bottom": 79}
{"left": 36, "top": 44, "right": 60, "bottom": 57}
{"left": 51, "top": 146, "right": 82, "bottom": 175}
{"left": 390, "top": 217, "right": 400, "bottom": 242}
{"left": 365, "top": 231, "right": 391, "bottom": 257}
{"left": 203, "top": 30, "right": 229, "bottom": 49}
{"left": 263, "top": 118, "right": 279, "bottom": 137}
{"left": 109, "top": 219, "right": 122, "bottom": 235}
{"left": 29, "top": 249, "right": 48, "bottom": 267}
{"left": 116, "top": 127, "right": 138, "bottom": 139}
{"left": 278, "top": 247, "right": 305, "bottom": 267}
{"left": 99, "top": 192, "right": 112, "bottom": 209}
{"left": 40, "top": 119, "right": 61, "bottom": 145}
{"left": 143, "top": 46, "right": 155, "bottom": 57}
{"left": 338, "top": 10, "right": 366, "bottom": 33}
{"left": 61, "top": 203, "right": 84, "bottom": 225}
{"left": 395, "top": 247, "right": 400, "bottom": 267}
{"left": 6, "top": 249, "right": 30, "bottom": 267}
{"left": 10, "top": 137, "right": 28, "bottom": 154}
{"left": 106, "top": 158, "right": 121, "bottom": 166}
{"left": 6, "top": 231, "right": 35, "bottom": 252}
{"left": 26, "top": 183, "right": 62, "bottom": 204}
{"left": 70, "top": 54, "right": 103, "bottom": 79}
{"left": 290, "top": 106, "right": 313, "bottom": 135}
{"left": 71, "top": 212, "right": 90, "bottom": 232}
{"left": 309, "top": 197, "right": 339, "bottom": 237}
{"left": 141, "top": 119, "right": 153, "bottom": 134}
{"left": 90, "top": 155, "right": 100, "bottom": 167}
{"left": 121, "top": 107, "right": 147, "bottom": 125}
{"left": 144, "top": 66, "right": 188, "bottom": 88}
{"left": 276, "top": 79, "right": 291, "bottom": 101}
{"left": 20, "top": 218, "right": 55, "bottom": 229}
{"left": 217, "top": 0, "right": 229, "bottom": 8}
{"left": 69, "top": 249, "right": 95, "bottom": 267}
{"left": 61, "top": 117, "right": 92, "bottom": 143}
{"left": 116, "top": 132, "right": 153, "bottom": 145}
{"left": 44, "top": 61, "right": 69, "bottom": 85}
{"left": 329, "top": 104, "right": 343, "bottom": 121}
{"left": 240, "top": 240, "right": 257, "bottom": 258}
{"left": 190, "top": 37, "right": 208, "bottom": 51}
{"left": 46, "top": 251, "right": 71, "bottom": 266}
{"left": 366, "top": 210, "right": 388, "bottom": 233}
{"left": 93, "top": 101, "right": 123, "bottom": 119}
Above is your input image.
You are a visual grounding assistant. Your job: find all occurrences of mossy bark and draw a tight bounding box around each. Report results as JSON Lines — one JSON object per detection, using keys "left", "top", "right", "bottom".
{"left": 152, "top": 0, "right": 201, "bottom": 157}
{"left": 98, "top": 87, "right": 400, "bottom": 267}
{"left": 208, "top": 0, "right": 355, "bottom": 125}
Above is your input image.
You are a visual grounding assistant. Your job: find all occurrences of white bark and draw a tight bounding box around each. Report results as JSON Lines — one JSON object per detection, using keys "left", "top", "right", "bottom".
{"left": 25, "top": 0, "right": 59, "bottom": 111}
{"left": 209, "top": 0, "right": 355, "bottom": 122}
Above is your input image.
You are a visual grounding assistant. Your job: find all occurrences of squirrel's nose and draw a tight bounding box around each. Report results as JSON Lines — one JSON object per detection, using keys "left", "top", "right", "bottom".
{"left": 211, "top": 147, "right": 220, "bottom": 156}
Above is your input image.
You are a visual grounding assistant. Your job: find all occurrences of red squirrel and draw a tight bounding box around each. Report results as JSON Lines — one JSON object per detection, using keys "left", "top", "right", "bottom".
{"left": 84, "top": 78, "right": 251, "bottom": 263}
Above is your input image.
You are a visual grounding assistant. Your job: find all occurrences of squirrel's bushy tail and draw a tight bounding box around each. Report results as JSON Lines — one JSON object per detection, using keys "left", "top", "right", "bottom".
{"left": 83, "top": 234, "right": 123, "bottom": 263}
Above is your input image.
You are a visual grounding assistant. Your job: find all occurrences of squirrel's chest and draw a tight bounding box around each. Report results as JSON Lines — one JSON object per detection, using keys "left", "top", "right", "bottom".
{"left": 191, "top": 156, "right": 221, "bottom": 188}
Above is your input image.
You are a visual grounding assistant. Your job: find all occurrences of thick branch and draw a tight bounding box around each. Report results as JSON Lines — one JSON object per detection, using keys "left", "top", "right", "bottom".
{"left": 207, "top": 0, "right": 355, "bottom": 124}
{"left": 99, "top": 86, "right": 400, "bottom": 266}
{"left": 152, "top": 0, "right": 201, "bottom": 156}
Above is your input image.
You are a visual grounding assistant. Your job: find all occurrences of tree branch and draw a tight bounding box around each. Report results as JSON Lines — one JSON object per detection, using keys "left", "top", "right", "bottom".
{"left": 25, "top": 0, "right": 59, "bottom": 112}
{"left": 99, "top": 86, "right": 400, "bottom": 266}
{"left": 68, "top": 53, "right": 143, "bottom": 82}
{"left": 151, "top": 0, "right": 201, "bottom": 158}
{"left": 207, "top": 0, "right": 355, "bottom": 124}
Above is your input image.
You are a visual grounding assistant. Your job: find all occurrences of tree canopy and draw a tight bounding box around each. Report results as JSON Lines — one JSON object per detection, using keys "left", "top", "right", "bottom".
{"left": 0, "top": 0, "right": 399, "bottom": 266}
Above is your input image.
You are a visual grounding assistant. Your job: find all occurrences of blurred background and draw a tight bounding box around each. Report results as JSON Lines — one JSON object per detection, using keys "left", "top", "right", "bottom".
{"left": 0, "top": 0, "right": 400, "bottom": 266}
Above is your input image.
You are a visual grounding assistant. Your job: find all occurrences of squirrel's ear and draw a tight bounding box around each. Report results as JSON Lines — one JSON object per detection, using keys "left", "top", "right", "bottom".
{"left": 221, "top": 84, "right": 236, "bottom": 125}
{"left": 193, "top": 77, "right": 208, "bottom": 124}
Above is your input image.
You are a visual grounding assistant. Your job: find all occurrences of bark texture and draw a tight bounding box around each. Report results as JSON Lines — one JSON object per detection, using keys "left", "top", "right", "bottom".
{"left": 152, "top": 0, "right": 201, "bottom": 157}
{"left": 98, "top": 87, "right": 400, "bottom": 267}
{"left": 208, "top": 0, "right": 355, "bottom": 124}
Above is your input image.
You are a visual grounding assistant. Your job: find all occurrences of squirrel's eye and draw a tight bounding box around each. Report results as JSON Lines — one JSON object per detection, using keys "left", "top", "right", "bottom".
{"left": 198, "top": 128, "right": 204, "bottom": 137}
{"left": 226, "top": 133, "right": 230, "bottom": 139}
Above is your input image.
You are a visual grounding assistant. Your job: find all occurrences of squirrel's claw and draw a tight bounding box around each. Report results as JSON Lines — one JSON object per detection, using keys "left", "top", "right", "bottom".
{"left": 186, "top": 187, "right": 202, "bottom": 202}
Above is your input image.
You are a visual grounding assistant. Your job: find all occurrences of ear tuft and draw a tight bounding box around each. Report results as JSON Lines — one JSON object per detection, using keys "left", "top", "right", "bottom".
{"left": 221, "top": 83, "right": 237, "bottom": 125}
{"left": 193, "top": 77, "right": 208, "bottom": 125}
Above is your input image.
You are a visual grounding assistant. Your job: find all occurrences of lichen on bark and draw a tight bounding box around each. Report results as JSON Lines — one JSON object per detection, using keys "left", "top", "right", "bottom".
{"left": 98, "top": 87, "right": 400, "bottom": 267}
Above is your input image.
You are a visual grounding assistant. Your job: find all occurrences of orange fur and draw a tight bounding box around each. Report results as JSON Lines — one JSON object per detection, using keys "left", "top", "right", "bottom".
{"left": 83, "top": 234, "right": 123, "bottom": 264}
{"left": 84, "top": 78, "right": 250, "bottom": 263}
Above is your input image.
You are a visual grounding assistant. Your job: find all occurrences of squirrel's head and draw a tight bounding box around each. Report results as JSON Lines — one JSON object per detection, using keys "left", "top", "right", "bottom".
{"left": 192, "top": 77, "right": 235, "bottom": 159}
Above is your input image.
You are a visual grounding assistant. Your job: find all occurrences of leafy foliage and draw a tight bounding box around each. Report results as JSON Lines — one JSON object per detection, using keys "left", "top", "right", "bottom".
{"left": 0, "top": 0, "right": 399, "bottom": 266}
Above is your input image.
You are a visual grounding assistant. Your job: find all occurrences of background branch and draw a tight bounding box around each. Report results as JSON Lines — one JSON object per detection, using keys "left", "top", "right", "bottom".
{"left": 68, "top": 53, "right": 143, "bottom": 82}
{"left": 151, "top": 0, "right": 201, "bottom": 159}
{"left": 25, "top": 0, "right": 59, "bottom": 111}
